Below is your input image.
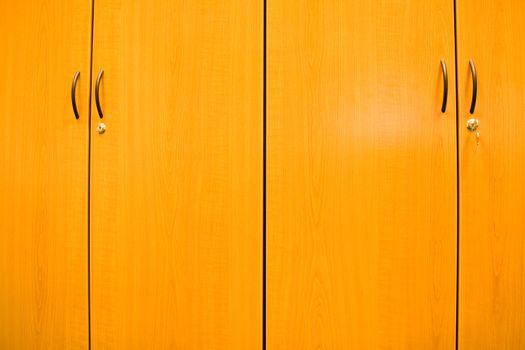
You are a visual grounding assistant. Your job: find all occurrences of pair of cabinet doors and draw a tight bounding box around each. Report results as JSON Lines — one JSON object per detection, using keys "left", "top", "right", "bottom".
{"left": 1, "top": 0, "right": 524, "bottom": 349}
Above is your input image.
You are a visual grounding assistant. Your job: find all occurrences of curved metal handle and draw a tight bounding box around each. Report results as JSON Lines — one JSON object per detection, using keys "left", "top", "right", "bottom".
{"left": 469, "top": 60, "right": 477, "bottom": 114}
{"left": 440, "top": 60, "right": 448, "bottom": 113}
{"left": 71, "top": 71, "right": 81, "bottom": 119}
{"left": 95, "top": 69, "right": 104, "bottom": 119}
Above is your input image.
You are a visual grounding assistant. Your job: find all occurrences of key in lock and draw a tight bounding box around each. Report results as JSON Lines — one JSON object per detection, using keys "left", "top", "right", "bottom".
{"left": 466, "top": 118, "right": 479, "bottom": 132}
{"left": 466, "top": 118, "right": 480, "bottom": 147}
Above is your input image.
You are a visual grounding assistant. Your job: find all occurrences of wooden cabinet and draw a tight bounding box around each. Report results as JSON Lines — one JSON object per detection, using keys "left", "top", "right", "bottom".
{"left": 1, "top": 0, "right": 525, "bottom": 349}
{"left": 1, "top": 0, "right": 262, "bottom": 349}
{"left": 267, "top": 0, "right": 456, "bottom": 348}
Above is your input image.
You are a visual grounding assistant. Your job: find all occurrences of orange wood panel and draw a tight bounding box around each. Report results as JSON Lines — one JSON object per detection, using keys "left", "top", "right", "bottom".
{"left": 457, "top": 2, "right": 525, "bottom": 349}
{"left": 267, "top": 1, "right": 457, "bottom": 348}
{"left": 0, "top": 0, "right": 92, "bottom": 348}
{"left": 89, "top": 0, "right": 262, "bottom": 348}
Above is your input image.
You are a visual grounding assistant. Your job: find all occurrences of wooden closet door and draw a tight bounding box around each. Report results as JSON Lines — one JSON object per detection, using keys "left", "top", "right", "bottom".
{"left": 90, "top": 0, "right": 262, "bottom": 348}
{"left": 0, "top": 1, "right": 92, "bottom": 348}
{"left": 457, "top": 2, "right": 525, "bottom": 349}
{"left": 268, "top": 1, "right": 456, "bottom": 348}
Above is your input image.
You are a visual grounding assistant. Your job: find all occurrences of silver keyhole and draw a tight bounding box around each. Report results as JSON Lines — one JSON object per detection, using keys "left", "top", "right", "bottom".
{"left": 97, "top": 122, "right": 106, "bottom": 134}
{"left": 466, "top": 118, "right": 479, "bottom": 132}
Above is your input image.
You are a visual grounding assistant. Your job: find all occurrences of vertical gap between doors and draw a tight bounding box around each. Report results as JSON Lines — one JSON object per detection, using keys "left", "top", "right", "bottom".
{"left": 453, "top": 0, "right": 460, "bottom": 349}
{"left": 87, "top": 0, "right": 96, "bottom": 348}
{"left": 262, "top": 0, "right": 267, "bottom": 348}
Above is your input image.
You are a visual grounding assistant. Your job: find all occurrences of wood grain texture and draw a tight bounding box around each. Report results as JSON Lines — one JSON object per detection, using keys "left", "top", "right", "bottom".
{"left": 0, "top": 0, "right": 91, "bottom": 348}
{"left": 267, "top": 1, "right": 456, "bottom": 348}
{"left": 457, "top": 2, "right": 525, "bottom": 349}
{"left": 89, "top": 0, "right": 262, "bottom": 348}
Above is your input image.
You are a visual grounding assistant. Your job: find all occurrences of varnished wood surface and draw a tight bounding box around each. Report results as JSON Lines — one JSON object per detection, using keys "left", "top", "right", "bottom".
{"left": 457, "top": 2, "right": 525, "bottom": 349}
{"left": 90, "top": 0, "right": 263, "bottom": 348}
{"left": 0, "top": 0, "right": 92, "bottom": 348}
{"left": 267, "top": 1, "right": 457, "bottom": 348}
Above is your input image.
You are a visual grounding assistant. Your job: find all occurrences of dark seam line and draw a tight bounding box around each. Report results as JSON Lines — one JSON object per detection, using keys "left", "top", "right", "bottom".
{"left": 453, "top": 0, "right": 460, "bottom": 349}
{"left": 87, "top": 0, "right": 95, "bottom": 348}
{"left": 262, "top": 0, "right": 267, "bottom": 348}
